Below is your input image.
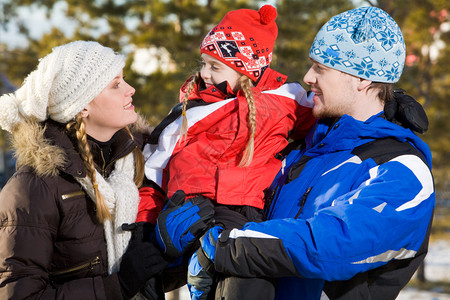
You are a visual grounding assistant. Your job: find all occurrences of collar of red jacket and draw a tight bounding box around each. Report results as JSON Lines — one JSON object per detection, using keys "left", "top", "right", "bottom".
{"left": 179, "top": 67, "right": 288, "bottom": 104}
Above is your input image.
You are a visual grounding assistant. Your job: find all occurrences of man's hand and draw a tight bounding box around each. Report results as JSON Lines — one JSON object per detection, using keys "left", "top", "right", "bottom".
{"left": 155, "top": 190, "right": 215, "bottom": 258}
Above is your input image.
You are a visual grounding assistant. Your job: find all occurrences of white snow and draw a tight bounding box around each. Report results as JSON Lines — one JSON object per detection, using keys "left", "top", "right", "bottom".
{"left": 397, "top": 239, "right": 450, "bottom": 299}
{"left": 420, "top": 240, "right": 450, "bottom": 282}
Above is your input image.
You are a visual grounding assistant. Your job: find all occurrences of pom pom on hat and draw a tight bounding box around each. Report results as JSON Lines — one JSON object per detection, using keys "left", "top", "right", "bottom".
{"left": 0, "top": 40, "right": 125, "bottom": 133}
{"left": 309, "top": 7, "right": 405, "bottom": 83}
{"left": 200, "top": 5, "right": 278, "bottom": 82}
{"left": 0, "top": 93, "right": 23, "bottom": 132}
{"left": 259, "top": 5, "right": 277, "bottom": 25}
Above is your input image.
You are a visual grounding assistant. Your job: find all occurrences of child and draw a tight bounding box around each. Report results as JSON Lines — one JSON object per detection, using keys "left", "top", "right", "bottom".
{"left": 137, "top": 5, "right": 316, "bottom": 299}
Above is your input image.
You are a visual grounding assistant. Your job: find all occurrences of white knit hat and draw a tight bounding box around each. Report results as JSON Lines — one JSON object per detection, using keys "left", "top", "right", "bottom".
{"left": 0, "top": 40, "right": 125, "bottom": 132}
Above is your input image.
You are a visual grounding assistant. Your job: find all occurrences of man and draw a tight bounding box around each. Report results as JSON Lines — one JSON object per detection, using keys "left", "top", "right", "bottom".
{"left": 156, "top": 6, "right": 434, "bottom": 300}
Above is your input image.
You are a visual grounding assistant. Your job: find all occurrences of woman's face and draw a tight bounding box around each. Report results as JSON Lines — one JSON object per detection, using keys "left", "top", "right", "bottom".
{"left": 81, "top": 70, "right": 137, "bottom": 141}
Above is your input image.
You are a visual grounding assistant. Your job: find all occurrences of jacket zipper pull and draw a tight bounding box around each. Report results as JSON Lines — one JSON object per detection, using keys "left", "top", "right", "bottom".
{"left": 295, "top": 187, "right": 312, "bottom": 219}
{"left": 89, "top": 256, "right": 101, "bottom": 271}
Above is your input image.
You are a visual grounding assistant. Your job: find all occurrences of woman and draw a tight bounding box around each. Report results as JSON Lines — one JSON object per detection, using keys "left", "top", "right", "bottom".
{"left": 0, "top": 41, "right": 166, "bottom": 299}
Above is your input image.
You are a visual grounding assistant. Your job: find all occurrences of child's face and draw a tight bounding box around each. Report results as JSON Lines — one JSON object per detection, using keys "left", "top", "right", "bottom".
{"left": 200, "top": 53, "right": 241, "bottom": 93}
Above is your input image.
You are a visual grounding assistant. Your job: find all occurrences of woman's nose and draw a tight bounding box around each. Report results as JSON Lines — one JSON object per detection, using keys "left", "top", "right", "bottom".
{"left": 126, "top": 82, "right": 135, "bottom": 96}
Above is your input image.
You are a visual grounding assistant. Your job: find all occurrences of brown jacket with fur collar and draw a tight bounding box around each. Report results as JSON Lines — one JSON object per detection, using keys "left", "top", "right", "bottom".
{"left": 0, "top": 119, "right": 149, "bottom": 300}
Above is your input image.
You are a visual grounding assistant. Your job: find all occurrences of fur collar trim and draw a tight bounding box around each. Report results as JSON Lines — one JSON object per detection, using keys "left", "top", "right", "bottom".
{"left": 9, "top": 115, "right": 151, "bottom": 178}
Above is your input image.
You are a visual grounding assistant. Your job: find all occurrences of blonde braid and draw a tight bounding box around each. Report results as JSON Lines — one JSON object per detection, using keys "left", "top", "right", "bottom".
{"left": 180, "top": 73, "right": 200, "bottom": 138}
{"left": 239, "top": 76, "right": 256, "bottom": 167}
{"left": 67, "top": 115, "right": 112, "bottom": 223}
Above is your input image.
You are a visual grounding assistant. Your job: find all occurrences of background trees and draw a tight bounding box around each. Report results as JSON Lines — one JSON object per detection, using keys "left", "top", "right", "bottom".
{"left": 1, "top": 0, "right": 449, "bottom": 190}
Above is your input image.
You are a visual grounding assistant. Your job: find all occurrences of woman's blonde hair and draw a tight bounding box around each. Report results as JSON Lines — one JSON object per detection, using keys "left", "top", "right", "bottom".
{"left": 66, "top": 115, "right": 145, "bottom": 223}
{"left": 179, "top": 73, "right": 256, "bottom": 167}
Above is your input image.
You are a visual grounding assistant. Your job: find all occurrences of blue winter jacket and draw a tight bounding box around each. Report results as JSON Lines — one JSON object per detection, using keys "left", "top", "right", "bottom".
{"left": 214, "top": 113, "right": 435, "bottom": 299}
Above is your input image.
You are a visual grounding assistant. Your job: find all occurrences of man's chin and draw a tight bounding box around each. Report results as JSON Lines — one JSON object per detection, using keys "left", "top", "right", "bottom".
{"left": 312, "top": 108, "right": 327, "bottom": 119}
{"left": 313, "top": 109, "right": 339, "bottom": 119}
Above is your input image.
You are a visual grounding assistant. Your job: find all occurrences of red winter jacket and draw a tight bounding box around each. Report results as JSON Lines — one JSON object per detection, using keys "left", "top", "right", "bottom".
{"left": 137, "top": 68, "right": 315, "bottom": 223}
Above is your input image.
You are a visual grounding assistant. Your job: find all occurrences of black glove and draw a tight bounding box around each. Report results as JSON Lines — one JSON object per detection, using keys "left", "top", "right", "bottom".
{"left": 384, "top": 89, "right": 429, "bottom": 133}
{"left": 118, "top": 222, "right": 168, "bottom": 300}
{"left": 140, "top": 275, "right": 165, "bottom": 300}
{"left": 155, "top": 190, "right": 215, "bottom": 258}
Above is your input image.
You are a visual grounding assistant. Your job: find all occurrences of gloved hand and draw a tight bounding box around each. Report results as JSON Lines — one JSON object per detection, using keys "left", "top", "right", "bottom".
{"left": 118, "top": 222, "right": 168, "bottom": 300}
{"left": 140, "top": 275, "right": 165, "bottom": 300}
{"left": 155, "top": 190, "right": 215, "bottom": 258}
{"left": 384, "top": 89, "right": 428, "bottom": 133}
{"left": 187, "top": 226, "right": 223, "bottom": 300}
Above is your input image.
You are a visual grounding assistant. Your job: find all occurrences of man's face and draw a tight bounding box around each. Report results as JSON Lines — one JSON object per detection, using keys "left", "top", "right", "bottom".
{"left": 303, "top": 60, "right": 358, "bottom": 119}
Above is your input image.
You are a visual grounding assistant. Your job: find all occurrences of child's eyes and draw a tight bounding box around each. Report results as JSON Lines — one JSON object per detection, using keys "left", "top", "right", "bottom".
{"left": 199, "top": 61, "right": 220, "bottom": 71}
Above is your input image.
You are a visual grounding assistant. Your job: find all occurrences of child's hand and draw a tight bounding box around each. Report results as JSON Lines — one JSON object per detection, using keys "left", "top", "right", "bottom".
{"left": 155, "top": 191, "right": 215, "bottom": 258}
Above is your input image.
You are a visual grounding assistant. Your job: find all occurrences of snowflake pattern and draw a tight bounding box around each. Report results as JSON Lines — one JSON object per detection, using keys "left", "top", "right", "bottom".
{"left": 319, "top": 49, "right": 342, "bottom": 66}
{"left": 344, "top": 49, "right": 357, "bottom": 59}
{"left": 343, "top": 49, "right": 355, "bottom": 59}
{"left": 384, "top": 66, "right": 400, "bottom": 81}
{"left": 202, "top": 35, "right": 214, "bottom": 45}
{"left": 352, "top": 59, "right": 377, "bottom": 78}
{"left": 245, "top": 56, "right": 265, "bottom": 69}
{"left": 310, "top": 7, "right": 405, "bottom": 82}
{"left": 394, "top": 49, "right": 403, "bottom": 58}
{"left": 377, "top": 58, "right": 388, "bottom": 69}
{"left": 214, "top": 32, "right": 226, "bottom": 41}
{"left": 364, "top": 43, "right": 378, "bottom": 55}
{"left": 316, "top": 37, "right": 326, "bottom": 48}
{"left": 240, "top": 46, "right": 253, "bottom": 58}
{"left": 375, "top": 29, "right": 398, "bottom": 51}
{"left": 326, "top": 14, "right": 347, "bottom": 31}
{"left": 334, "top": 33, "right": 346, "bottom": 43}
{"left": 231, "top": 31, "right": 245, "bottom": 41}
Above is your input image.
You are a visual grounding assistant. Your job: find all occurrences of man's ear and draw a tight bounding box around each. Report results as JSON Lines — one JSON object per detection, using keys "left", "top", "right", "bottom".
{"left": 80, "top": 107, "right": 89, "bottom": 118}
{"left": 357, "top": 78, "right": 372, "bottom": 91}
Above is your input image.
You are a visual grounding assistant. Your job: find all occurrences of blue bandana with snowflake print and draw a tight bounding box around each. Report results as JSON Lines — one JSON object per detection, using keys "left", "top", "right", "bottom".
{"left": 309, "top": 6, "right": 405, "bottom": 83}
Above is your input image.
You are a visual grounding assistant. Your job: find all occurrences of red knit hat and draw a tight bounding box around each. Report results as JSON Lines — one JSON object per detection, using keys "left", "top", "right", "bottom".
{"left": 200, "top": 5, "right": 278, "bottom": 82}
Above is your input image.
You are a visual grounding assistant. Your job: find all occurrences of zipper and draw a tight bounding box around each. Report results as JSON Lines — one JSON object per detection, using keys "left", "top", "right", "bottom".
{"left": 61, "top": 190, "right": 85, "bottom": 200}
{"left": 50, "top": 256, "right": 100, "bottom": 277}
{"left": 265, "top": 150, "right": 307, "bottom": 219}
{"left": 294, "top": 187, "right": 312, "bottom": 219}
{"left": 264, "top": 184, "right": 280, "bottom": 218}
